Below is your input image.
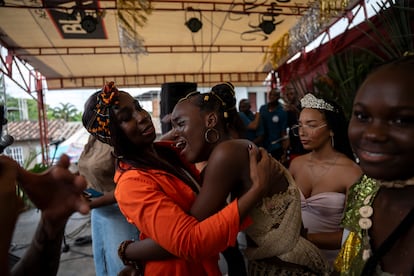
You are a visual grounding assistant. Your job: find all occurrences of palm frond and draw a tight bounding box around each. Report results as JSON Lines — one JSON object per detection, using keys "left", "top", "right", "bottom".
{"left": 361, "top": 0, "right": 413, "bottom": 59}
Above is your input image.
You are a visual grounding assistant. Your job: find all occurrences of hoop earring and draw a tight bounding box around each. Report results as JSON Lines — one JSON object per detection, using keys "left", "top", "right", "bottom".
{"left": 331, "top": 135, "right": 334, "bottom": 148}
{"left": 204, "top": 128, "right": 220, "bottom": 143}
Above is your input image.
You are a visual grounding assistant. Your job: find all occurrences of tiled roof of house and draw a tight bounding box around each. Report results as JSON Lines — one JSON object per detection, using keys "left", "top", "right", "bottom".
{"left": 6, "top": 119, "right": 83, "bottom": 142}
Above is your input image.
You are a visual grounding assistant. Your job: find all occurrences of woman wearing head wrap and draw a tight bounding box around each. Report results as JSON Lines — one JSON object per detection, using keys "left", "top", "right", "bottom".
{"left": 82, "top": 81, "right": 276, "bottom": 275}
{"left": 289, "top": 94, "right": 362, "bottom": 268}
{"left": 113, "top": 82, "right": 331, "bottom": 276}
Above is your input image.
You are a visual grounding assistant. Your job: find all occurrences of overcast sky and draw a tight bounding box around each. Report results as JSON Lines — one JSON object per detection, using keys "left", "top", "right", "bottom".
{"left": 4, "top": 77, "right": 158, "bottom": 112}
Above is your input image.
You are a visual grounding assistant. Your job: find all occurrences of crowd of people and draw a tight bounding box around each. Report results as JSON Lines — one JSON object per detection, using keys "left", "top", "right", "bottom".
{"left": 3, "top": 54, "right": 413, "bottom": 276}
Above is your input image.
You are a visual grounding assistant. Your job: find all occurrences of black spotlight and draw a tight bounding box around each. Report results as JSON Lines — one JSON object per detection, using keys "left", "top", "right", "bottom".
{"left": 81, "top": 15, "right": 98, "bottom": 33}
{"left": 259, "top": 20, "right": 275, "bottom": 35}
{"left": 185, "top": 17, "right": 202, "bottom": 33}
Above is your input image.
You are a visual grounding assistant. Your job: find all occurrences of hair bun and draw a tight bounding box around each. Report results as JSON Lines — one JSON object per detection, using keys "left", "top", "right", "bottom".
{"left": 211, "top": 82, "right": 236, "bottom": 109}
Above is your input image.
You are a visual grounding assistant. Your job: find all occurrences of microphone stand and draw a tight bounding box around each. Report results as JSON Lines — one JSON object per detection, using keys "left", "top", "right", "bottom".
{"left": 49, "top": 141, "right": 61, "bottom": 165}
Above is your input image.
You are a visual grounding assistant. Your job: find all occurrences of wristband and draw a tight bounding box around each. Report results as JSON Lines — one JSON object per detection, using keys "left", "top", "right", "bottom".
{"left": 117, "top": 240, "right": 143, "bottom": 272}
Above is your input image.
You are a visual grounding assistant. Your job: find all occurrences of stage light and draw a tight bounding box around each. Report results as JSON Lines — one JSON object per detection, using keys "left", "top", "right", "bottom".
{"left": 81, "top": 15, "right": 98, "bottom": 33}
{"left": 258, "top": 13, "right": 279, "bottom": 35}
{"left": 259, "top": 20, "right": 275, "bottom": 35}
{"left": 185, "top": 17, "right": 202, "bottom": 33}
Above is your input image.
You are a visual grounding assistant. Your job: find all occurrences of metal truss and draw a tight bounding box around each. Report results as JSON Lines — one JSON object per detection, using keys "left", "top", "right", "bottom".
{"left": 11, "top": 45, "right": 270, "bottom": 56}
{"left": 3, "top": 0, "right": 309, "bottom": 16}
{"left": 0, "top": 45, "right": 50, "bottom": 164}
{"left": 46, "top": 71, "right": 269, "bottom": 90}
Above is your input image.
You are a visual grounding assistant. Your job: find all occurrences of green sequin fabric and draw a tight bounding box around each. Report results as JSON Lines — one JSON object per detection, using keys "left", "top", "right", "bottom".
{"left": 341, "top": 175, "right": 379, "bottom": 234}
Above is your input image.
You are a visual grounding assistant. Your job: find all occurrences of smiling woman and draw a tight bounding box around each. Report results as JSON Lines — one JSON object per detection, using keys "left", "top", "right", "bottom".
{"left": 81, "top": 81, "right": 277, "bottom": 276}
{"left": 335, "top": 55, "right": 414, "bottom": 275}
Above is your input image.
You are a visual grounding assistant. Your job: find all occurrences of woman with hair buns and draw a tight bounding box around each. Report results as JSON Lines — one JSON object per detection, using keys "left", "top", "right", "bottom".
{"left": 114, "top": 82, "right": 330, "bottom": 276}
{"left": 81, "top": 81, "right": 278, "bottom": 276}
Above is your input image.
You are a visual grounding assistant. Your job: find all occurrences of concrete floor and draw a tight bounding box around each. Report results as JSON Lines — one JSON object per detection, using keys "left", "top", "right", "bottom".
{"left": 11, "top": 208, "right": 232, "bottom": 276}
{"left": 11, "top": 208, "right": 95, "bottom": 276}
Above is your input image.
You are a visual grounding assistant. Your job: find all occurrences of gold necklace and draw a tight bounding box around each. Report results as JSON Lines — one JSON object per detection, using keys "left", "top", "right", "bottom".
{"left": 308, "top": 152, "right": 339, "bottom": 183}
{"left": 377, "top": 177, "right": 414, "bottom": 188}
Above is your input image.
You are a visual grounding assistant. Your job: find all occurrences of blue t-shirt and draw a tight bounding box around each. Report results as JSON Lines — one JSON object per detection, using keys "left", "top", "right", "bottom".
{"left": 238, "top": 111, "right": 264, "bottom": 143}
{"left": 259, "top": 102, "right": 287, "bottom": 152}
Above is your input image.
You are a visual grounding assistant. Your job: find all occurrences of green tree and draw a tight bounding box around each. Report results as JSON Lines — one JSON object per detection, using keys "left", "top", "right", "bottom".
{"left": 6, "top": 95, "right": 43, "bottom": 121}
{"left": 48, "top": 103, "right": 81, "bottom": 122}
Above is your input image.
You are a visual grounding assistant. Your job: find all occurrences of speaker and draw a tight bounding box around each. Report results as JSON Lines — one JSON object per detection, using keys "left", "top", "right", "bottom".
{"left": 160, "top": 82, "right": 197, "bottom": 134}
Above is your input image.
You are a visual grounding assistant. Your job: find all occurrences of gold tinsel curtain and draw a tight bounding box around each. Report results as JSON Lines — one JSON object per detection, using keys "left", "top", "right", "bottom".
{"left": 117, "top": 0, "right": 152, "bottom": 57}
{"left": 265, "top": 0, "right": 353, "bottom": 68}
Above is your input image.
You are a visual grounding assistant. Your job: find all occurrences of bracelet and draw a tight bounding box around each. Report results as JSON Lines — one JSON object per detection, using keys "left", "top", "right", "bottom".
{"left": 117, "top": 240, "right": 143, "bottom": 272}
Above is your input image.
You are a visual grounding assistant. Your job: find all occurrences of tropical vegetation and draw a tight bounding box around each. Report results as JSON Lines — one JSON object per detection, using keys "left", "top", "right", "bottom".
{"left": 6, "top": 95, "right": 82, "bottom": 122}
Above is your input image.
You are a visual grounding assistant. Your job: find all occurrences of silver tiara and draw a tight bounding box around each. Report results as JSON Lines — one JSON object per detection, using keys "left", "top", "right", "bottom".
{"left": 300, "top": 93, "right": 336, "bottom": 112}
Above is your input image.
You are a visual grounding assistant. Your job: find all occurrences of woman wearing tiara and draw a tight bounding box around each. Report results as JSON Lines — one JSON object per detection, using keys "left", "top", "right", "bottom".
{"left": 289, "top": 94, "right": 362, "bottom": 268}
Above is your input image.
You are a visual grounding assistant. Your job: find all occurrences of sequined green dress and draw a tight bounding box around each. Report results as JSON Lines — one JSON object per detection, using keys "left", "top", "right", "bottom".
{"left": 334, "top": 175, "right": 380, "bottom": 275}
{"left": 334, "top": 175, "right": 414, "bottom": 275}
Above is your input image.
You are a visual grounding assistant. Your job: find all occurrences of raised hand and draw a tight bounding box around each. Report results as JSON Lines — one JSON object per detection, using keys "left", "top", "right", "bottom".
{"left": 17, "top": 154, "right": 90, "bottom": 226}
{"left": 0, "top": 156, "right": 24, "bottom": 276}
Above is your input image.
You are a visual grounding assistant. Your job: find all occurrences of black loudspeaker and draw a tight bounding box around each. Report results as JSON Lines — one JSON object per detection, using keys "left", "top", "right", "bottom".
{"left": 160, "top": 82, "right": 197, "bottom": 134}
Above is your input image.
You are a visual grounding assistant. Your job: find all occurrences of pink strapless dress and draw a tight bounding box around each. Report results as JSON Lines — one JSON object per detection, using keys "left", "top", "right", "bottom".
{"left": 300, "top": 191, "right": 345, "bottom": 266}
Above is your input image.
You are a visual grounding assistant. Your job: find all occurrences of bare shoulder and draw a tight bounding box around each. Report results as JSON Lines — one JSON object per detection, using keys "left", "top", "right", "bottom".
{"left": 205, "top": 139, "right": 253, "bottom": 192}
{"left": 289, "top": 153, "right": 310, "bottom": 175}
{"left": 335, "top": 154, "right": 363, "bottom": 189}
{"left": 210, "top": 139, "right": 252, "bottom": 162}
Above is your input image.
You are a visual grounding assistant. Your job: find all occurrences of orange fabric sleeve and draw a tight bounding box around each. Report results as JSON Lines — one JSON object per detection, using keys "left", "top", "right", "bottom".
{"left": 115, "top": 168, "right": 242, "bottom": 261}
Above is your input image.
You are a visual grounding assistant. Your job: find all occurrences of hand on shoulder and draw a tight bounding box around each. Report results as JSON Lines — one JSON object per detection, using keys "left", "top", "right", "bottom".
{"left": 249, "top": 147, "right": 287, "bottom": 197}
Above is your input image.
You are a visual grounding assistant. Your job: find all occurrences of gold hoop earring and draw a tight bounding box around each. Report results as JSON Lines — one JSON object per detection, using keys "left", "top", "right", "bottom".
{"left": 204, "top": 128, "right": 220, "bottom": 143}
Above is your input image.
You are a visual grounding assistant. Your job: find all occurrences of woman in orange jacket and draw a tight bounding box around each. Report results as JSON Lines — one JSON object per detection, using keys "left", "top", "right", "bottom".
{"left": 82, "top": 82, "right": 278, "bottom": 275}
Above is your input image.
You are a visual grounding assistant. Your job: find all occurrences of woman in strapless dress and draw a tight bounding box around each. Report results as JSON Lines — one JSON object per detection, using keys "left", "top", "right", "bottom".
{"left": 289, "top": 94, "right": 362, "bottom": 268}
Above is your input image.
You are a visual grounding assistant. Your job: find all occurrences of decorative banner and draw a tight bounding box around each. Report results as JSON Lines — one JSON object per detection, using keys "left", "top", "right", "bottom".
{"left": 267, "top": 0, "right": 353, "bottom": 68}
{"left": 289, "top": 3, "right": 321, "bottom": 56}
{"left": 43, "top": 0, "right": 107, "bottom": 39}
{"left": 116, "top": 0, "right": 152, "bottom": 57}
{"left": 266, "top": 33, "right": 290, "bottom": 68}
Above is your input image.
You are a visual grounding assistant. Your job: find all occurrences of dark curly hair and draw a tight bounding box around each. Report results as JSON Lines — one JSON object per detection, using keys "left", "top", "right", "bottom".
{"left": 317, "top": 98, "right": 354, "bottom": 161}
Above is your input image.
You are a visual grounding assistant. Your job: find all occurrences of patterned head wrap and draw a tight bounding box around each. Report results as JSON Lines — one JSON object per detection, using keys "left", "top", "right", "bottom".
{"left": 85, "top": 81, "right": 120, "bottom": 145}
